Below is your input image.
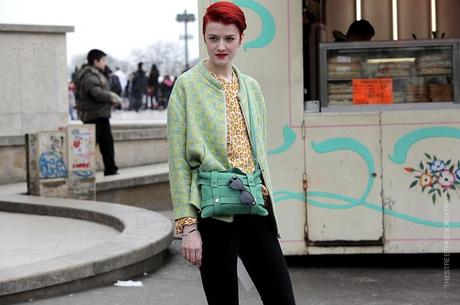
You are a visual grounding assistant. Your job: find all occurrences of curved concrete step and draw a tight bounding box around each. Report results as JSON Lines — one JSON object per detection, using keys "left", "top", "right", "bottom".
{"left": 0, "top": 194, "right": 173, "bottom": 305}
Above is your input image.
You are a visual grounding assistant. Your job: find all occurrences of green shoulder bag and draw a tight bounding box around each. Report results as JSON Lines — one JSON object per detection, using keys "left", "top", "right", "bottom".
{"left": 198, "top": 77, "right": 268, "bottom": 218}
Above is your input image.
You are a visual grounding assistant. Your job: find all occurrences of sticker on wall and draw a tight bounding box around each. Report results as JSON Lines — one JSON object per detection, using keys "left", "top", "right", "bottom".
{"left": 68, "top": 126, "right": 96, "bottom": 172}
{"left": 405, "top": 154, "right": 460, "bottom": 204}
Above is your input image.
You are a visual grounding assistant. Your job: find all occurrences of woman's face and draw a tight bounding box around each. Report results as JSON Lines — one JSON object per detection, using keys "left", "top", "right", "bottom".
{"left": 204, "top": 21, "right": 242, "bottom": 69}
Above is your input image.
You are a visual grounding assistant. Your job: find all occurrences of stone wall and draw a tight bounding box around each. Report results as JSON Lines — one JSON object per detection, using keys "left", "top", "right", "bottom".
{"left": 0, "top": 123, "right": 168, "bottom": 185}
{"left": 0, "top": 24, "right": 73, "bottom": 137}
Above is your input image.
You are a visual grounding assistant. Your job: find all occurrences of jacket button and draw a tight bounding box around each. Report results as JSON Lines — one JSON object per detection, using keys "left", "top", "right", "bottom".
{"left": 215, "top": 198, "right": 220, "bottom": 203}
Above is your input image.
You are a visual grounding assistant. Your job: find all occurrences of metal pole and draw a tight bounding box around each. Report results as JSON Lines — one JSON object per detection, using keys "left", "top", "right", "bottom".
{"left": 184, "top": 10, "right": 189, "bottom": 67}
{"left": 176, "top": 10, "right": 195, "bottom": 69}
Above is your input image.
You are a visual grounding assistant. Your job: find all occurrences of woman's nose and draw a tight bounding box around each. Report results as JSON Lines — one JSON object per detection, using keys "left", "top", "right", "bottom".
{"left": 217, "top": 39, "right": 225, "bottom": 50}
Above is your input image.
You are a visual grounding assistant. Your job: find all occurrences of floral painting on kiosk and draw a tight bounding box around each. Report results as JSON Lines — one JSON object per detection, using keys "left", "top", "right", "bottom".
{"left": 405, "top": 154, "right": 460, "bottom": 204}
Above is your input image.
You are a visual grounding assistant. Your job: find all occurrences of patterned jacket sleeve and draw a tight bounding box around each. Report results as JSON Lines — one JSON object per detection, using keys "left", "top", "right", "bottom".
{"left": 167, "top": 79, "right": 198, "bottom": 220}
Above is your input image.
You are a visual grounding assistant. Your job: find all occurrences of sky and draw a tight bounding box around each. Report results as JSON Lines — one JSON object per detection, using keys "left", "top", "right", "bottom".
{"left": 0, "top": 0, "right": 200, "bottom": 65}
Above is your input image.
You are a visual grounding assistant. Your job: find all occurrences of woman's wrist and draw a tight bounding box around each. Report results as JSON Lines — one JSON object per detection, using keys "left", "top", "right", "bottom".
{"left": 182, "top": 227, "right": 198, "bottom": 237}
{"left": 183, "top": 223, "right": 197, "bottom": 232}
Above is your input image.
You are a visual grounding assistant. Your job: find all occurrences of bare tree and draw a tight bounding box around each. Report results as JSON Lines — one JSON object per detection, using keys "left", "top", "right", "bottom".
{"left": 130, "top": 41, "right": 185, "bottom": 76}
{"left": 69, "top": 53, "right": 87, "bottom": 71}
{"left": 68, "top": 40, "right": 194, "bottom": 77}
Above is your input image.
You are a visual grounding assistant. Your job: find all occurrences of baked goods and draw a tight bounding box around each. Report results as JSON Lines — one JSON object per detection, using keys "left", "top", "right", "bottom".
{"left": 375, "top": 62, "right": 414, "bottom": 78}
{"left": 393, "top": 91, "right": 405, "bottom": 103}
{"left": 405, "top": 84, "right": 429, "bottom": 103}
{"left": 416, "top": 53, "right": 452, "bottom": 76}
{"left": 328, "top": 56, "right": 362, "bottom": 79}
{"left": 328, "top": 82, "right": 353, "bottom": 104}
{"left": 429, "top": 83, "right": 453, "bottom": 102}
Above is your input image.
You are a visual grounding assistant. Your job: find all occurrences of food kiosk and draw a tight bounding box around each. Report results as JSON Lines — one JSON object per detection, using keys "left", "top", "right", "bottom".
{"left": 199, "top": 0, "right": 460, "bottom": 255}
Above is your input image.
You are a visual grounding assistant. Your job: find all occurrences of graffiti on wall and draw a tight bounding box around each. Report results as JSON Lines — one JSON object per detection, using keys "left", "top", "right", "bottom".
{"left": 39, "top": 133, "right": 67, "bottom": 178}
{"left": 212, "top": 0, "right": 276, "bottom": 50}
{"left": 68, "top": 127, "right": 95, "bottom": 178}
{"left": 271, "top": 126, "right": 460, "bottom": 228}
{"left": 268, "top": 124, "right": 296, "bottom": 155}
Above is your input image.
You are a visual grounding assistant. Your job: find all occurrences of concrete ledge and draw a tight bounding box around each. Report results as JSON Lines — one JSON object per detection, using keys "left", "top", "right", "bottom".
{"left": 96, "top": 163, "right": 169, "bottom": 192}
{"left": 0, "top": 195, "right": 173, "bottom": 304}
{"left": 0, "top": 163, "right": 172, "bottom": 212}
{"left": 0, "top": 123, "right": 168, "bottom": 184}
{"left": 0, "top": 123, "right": 167, "bottom": 148}
{"left": 0, "top": 136, "right": 24, "bottom": 147}
{"left": 0, "top": 24, "right": 74, "bottom": 34}
{"left": 95, "top": 163, "right": 171, "bottom": 211}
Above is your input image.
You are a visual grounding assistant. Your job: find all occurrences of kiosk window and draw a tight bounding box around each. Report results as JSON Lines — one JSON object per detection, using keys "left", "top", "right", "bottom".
{"left": 320, "top": 42, "right": 457, "bottom": 108}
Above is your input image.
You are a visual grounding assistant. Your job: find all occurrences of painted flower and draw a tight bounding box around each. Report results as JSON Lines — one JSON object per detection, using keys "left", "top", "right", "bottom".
{"left": 438, "top": 170, "right": 455, "bottom": 189}
{"left": 430, "top": 160, "right": 446, "bottom": 172}
{"left": 455, "top": 168, "right": 460, "bottom": 182}
{"left": 419, "top": 173, "right": 433, "bottom": 187}
{"left": 404, "top": 167, "right": 415, "bottom": 173}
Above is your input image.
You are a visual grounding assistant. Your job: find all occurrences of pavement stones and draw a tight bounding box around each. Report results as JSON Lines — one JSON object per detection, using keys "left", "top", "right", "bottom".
{"left": 15, "top": 239, "right": 459, "bottom": 305}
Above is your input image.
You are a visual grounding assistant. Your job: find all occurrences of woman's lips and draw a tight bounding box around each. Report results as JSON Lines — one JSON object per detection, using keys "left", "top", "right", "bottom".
{"left": 215, "top": 54, "right": 227, "bottom": 59}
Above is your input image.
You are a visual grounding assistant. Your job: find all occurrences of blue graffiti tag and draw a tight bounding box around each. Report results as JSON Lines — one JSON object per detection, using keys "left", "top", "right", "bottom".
{"left": 268, "top": 124, "right": 296, "bottom": 155}
{"left": 73, "top": 170, "right": 94, "bottom": 178}
{"left": 212, "top": 0, "right": 276, "bottom": 50}
{"left": 273, "top": 190, "right": 460, "bottom": 228}
{"left": 39, "top": 152, "right": 67, "bottom": 178}
{"left": 234, "top": 0, "right": 276, "bottom": 50}
{"left": 389, "top": 127, "right": 460, "bottom": 164}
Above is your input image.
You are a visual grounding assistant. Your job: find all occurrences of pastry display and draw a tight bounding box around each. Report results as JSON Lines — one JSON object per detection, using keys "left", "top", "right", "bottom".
{"left": 328, "top": 56, "right": 362, "bottom": 80}
{"left": 429, "top": 83, "right": 453, "bottom": 102}
{"left": 324, "top": 46, "right": 455, "bottom": 105}
{"left": 375, "top": 61, "right": 414, "bottom": 78}
{"left": 328, "top": 82, "right": 353, "bottom": 104}
{"left": 416, "top": 53, "right": 452, "bottom": 76}
{"left": 405, "top": 84, "right": 429, "bottom": 103}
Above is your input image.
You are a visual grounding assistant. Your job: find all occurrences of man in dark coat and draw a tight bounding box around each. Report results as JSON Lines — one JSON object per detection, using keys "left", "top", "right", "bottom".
{"left": 76, "top": 49, "right": 121, "bottom": 176}
{"left": 131, "top": 62, "right": 148, "bottom": 111}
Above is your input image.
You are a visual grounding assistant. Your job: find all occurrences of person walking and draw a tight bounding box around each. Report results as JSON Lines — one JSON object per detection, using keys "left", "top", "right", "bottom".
{"left": 76, "top": 49, "right": 120, "bottom": 176}
{"left": 167, "top": 2, "right": 296, "bottom": 305}
{"left": 131, "top": 62, "right": 148, "bottom": 111}
{"left": 158, "top": 74, "right": 174, "bottom": 109}
{"left": 104, "top": 66, "right": 122, "bottom": 110}
{"left": 114, "top": 67, "right": 128, "bottom": 95}
{"left": 147, "top": 64, "right": 160, "bottom": 109}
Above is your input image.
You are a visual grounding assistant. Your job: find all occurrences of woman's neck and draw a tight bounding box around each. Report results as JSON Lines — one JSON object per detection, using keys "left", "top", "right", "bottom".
{"left": 205, "top": 60, "right": 233, "bottom": 82}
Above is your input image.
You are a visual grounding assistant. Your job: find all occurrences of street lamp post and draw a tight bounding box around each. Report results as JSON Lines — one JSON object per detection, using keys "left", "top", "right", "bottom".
{"left": 176, "top": 10, "right": 195, "bottom": 69}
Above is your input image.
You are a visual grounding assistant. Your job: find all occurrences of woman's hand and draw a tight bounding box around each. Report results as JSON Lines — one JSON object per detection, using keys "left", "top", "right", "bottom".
{"left": 261, "top": 184, "right": 269, "bottom": 197}
{"left": 181, "top": 224, "right": 203, "bottom": 266}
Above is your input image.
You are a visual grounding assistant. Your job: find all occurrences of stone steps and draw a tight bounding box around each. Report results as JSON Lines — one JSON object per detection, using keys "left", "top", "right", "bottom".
{"left": 0, "top": 163, "right": 173, "bottom": 305}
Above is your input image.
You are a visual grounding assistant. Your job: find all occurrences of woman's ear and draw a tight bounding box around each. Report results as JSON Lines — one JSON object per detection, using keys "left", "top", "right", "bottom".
{"left": 239, "top": 33, "right": 244, "bottom": 46}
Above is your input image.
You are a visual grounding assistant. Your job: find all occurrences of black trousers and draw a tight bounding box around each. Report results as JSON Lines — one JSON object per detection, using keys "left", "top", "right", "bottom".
{"left": 87, "top": 118, "right": 118, "bottom": 175}
{"left": 198, "top": 214, "right": 296, "bottom": 305}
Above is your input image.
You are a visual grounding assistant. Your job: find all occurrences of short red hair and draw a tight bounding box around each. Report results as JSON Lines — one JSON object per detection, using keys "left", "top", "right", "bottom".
{"left": 202, "top": 1, "right": 247, "bottom": 37}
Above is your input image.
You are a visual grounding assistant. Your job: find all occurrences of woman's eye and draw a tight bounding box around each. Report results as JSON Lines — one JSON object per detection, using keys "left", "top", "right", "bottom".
{"left": 210, "top": 37, "right": 218, "bottom": 41}
{"left": 225, "top": 37, "right": 235, "bottom": 42}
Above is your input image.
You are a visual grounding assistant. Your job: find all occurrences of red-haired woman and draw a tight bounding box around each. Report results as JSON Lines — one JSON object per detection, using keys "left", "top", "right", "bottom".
{"left": 167, "top": 2, "right": 296, "bottom": 304}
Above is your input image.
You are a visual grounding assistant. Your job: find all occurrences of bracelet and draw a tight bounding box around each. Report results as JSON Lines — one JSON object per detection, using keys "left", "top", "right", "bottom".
{"left": 182, "top": 228, "right": 198, "bottom": 237}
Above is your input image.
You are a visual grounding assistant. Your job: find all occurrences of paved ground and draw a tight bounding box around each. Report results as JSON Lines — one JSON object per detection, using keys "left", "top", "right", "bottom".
{"left": 17, "top": 239, "right": 459, "bottom": 305}
{"left": 80, "top": 109, "right": 167, "bottom": 125}
{"left": 0, "top": 212, "right": 119, "bottom": 269}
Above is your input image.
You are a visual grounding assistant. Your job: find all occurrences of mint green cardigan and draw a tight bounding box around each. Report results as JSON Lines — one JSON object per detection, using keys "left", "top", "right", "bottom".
{"left": 167, "top": 60, "right": 274, "bottom": 221}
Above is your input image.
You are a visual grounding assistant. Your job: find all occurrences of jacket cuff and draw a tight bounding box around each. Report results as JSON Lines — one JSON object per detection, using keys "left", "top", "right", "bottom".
{"left": 175, "top": 217, "right": 198, "bottom": 235}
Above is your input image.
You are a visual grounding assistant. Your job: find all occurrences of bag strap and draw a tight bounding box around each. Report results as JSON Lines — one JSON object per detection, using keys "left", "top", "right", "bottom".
{"left": 241, "top": 76, "right": 261, "bottom": 172}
